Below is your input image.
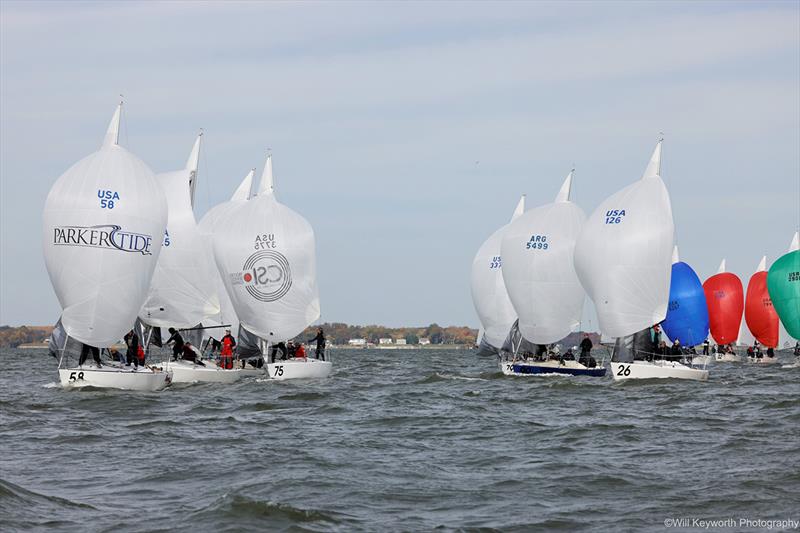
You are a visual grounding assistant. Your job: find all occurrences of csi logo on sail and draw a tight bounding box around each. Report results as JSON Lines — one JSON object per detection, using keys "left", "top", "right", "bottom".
{"left": 604, "top": 209, "right": 626, "bottom": 224}
{"left": 236, "top": 250, "right": 292, "bottom": 302}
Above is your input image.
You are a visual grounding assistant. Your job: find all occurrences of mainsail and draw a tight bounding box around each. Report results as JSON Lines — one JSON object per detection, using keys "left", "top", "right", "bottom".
{"left": 703, "top": 259, "right": 744, "bottom": 345}
{"left": 744, "top": 256, "right": 779, "bottom": 348}
{"left": 573, "top": 140, "right": 674, "bottom": 339}
{"left": 501, "top": 171, "right": 586, "bottom": 344}
{"left": 42, "top": 103, "right": 167, "bottom": 348}
{"left": 767, "top": 232, "right": 800, "bottom": 341}
{"left": 140, "top": 133, "right": 220, "bottom": 329}
{"left": 212, "top": 155, "right": 320, "bottom": 344}
{"left": 661, "top": 246, "right": 709, "bottom": 347}
{"left": 470, "top": 196, "right": 525, "bottom": 349}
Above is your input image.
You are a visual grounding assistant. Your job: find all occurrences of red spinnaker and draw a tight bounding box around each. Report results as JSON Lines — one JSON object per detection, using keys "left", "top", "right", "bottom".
{"left": 744, "top": 271, "right": 779, "bottom": 347}
{"left": 703, "top": 272, "right": 744, "bottom": 345}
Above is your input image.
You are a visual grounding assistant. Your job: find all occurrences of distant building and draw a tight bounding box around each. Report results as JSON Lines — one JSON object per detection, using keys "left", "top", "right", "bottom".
{"left": 348, "top": 338, "right": 367, "bottom": 346}
{"left": 395, "top": 338, "right": 407, "bottom": 345}
{"left": 379, "top": 338, "right": 393, "bottom": 345}
{"left": 419, "top": 338, "right": 431, "bottom": 345}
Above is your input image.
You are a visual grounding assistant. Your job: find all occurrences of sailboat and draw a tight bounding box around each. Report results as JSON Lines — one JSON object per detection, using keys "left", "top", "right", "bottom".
{"left": 703, "top": 259, "right": 745, "bottom": 362}
{"left": 498, "top": 171, "right": 604, "bottom": 376}
{"left": 769, "top": 232, "right": 800, "bottom": 366}
{"left": 574, "top": 139, "right": 707, "bottom": 381}
{"left": 212, "top": 154, "right": 329, "bottom": 380}
{"left": 139, "top": 133, "right": 242, "bottom": 383}
{"left": 43, "top": 103, "right": 171, "bottom": 390}
{"left": 470, "top": 196, "right": 524, "bottom": 356}
{"left": 743, "top": 256, "right": 780, "bottom": 364}
{"left": 661, "top": 246, "right": 711, "bottom": 366}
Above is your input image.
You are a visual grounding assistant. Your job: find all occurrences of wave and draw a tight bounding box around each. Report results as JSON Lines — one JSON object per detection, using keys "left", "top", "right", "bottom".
{"left": 416, "top": 372, "right": 487, "bottom": 384}
{"left": 0, "top": 477, "right": 98, "bottom": 529}
{"left": 184, "top": 492, "right": 352, "bottom": 532}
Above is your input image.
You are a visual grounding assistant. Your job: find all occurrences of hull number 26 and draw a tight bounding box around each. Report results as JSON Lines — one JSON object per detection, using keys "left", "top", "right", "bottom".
{"left": 616, "top": 365, "right": 631, "bottom": 376}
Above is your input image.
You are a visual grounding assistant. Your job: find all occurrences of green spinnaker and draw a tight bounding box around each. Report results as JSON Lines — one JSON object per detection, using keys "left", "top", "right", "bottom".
{"left": 767, "top": 250, "right": 800, "bottom": 340}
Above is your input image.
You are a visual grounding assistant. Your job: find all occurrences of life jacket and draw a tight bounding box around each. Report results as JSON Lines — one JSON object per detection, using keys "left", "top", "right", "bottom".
{"left": 295, "top": 345, "right": 306, "bottom": 358}
{"left": 137, "top": 345, "right": 145, "bottom": 362}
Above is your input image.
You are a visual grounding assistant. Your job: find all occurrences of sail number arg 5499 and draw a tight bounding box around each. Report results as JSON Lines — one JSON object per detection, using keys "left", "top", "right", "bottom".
{"left": 526, "top": 235, "right": 548, "bottom": 250}
{"left": 605, "top": 209, "right": 626, "bottom": 224}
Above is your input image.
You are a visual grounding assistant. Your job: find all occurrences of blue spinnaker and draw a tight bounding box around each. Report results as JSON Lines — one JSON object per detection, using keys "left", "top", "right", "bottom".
{"left": 662, "top": 261, "right": 710, "bottom": 347}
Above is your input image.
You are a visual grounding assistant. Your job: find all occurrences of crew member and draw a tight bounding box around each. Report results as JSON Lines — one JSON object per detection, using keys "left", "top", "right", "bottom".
{"left": 220, "top": 329, "right": 236, "bottom": 369}
{"left": 78, "top": 343, "right": 102, "bottom": 367}
{"left": 579, "top": 334, "right": 593, "bottom": 358}
{"left": 124, "top": 329, "right": 139, "bottom": 367}
{"left": 181, "top": 342, "right": 205, "bottom": 366}
{"left": 702, "top": 339, "right": 710, "bottom": 355}
{"left": 295, "top": 343, "right": 306, "bottom": 358}
{"left": 166, "top": 328, "right": 185, "bottom": 360}
{"left": 308, "top": 327, "right": 326, "bottom": 360}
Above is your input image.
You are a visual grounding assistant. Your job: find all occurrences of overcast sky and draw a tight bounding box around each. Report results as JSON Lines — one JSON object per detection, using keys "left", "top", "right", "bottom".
{"left": 1, "top": 0, "right": 798, "bottom": 328}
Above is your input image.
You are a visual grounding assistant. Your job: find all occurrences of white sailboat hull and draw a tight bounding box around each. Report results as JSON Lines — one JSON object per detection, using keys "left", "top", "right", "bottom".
{"left": 690, "top": 355, "right": 714, "bottom": 367}
{"left": 748, "top": 356, "right": 780, "bottom": 365}
{"left": 150, "top": 360, "right": 242, "bottom": 384}
{"left": 59, "top": 366, "right": 171, "bottom": 391}
{"left": 266, "top": 358, "right": 332, "bottom": 380}
{"left": 610, "top": 360, "right": 708, "bottom": 382}
{"left": 715, "top": 353, "right": 744, "bottom": 363}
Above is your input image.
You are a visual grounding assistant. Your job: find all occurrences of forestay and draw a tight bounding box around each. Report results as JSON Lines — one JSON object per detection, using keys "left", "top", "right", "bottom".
{"left": 501, "top": 171, "right": 586, "bottom": 344}
{"left": 42, "top": 104, "right": 167, "bottom": 348}
{"left": 574, "top": 140, "right": 674, "bottom": 338}
{"left": 212, "top": 155, "right": 320, "bottom": 343}
{"left": 140, "top": 133, "right": 220, "bottom": 329}
{"left": 470, "top": 196, "right": 525, "bottom": 349}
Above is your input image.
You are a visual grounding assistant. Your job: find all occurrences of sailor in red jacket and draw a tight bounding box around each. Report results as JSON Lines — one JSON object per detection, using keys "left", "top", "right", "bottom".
{"left": 220, "top": 329, "right": 236, "bottom": 369}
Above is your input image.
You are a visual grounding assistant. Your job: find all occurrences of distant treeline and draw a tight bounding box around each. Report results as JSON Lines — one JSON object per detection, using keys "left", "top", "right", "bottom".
{"left": 293, "top": 323, "right": 478, "bottom": 345}
{"left": 0, "top": 325, "right": 53, "bottom": 348}
{"left": 0, "top": 323, "right": 601, "bottom": 350}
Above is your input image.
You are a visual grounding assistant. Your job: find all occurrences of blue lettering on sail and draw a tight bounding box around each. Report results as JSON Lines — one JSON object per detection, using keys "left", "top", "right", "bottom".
{"left": 489, "top": 256, "right": 501, "bottom": 269}
{"left": 604, "top": 209, "right": 626, "bottom": 224}
{"left": 526, "top": 234, "right": 549, "bottom": 250}
{"left": 97, "top": 189, "right": 120, "bottom": 209}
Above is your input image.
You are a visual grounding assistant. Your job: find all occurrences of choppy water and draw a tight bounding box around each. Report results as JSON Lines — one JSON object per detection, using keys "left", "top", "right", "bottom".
{"left": 1, "top": 348, "right": 799, "bottom": 532}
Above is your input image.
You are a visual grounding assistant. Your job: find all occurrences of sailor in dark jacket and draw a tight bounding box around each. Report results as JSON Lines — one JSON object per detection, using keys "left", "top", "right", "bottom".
{"left": 308, "top": 327, "right": 326, "bottom": 360}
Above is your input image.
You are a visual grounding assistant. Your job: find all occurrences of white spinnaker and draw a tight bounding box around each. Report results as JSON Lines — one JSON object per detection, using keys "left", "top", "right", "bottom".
{"left": 574, "top": 140, "right": 674, "bottom": 338}
{"left": 140, "top": 133, "right": 220, "bottom": 328}
{"left": 42, "top": 104, "right": 167, "bottom": 347}
{"left": 501, "top": 171, "right": 586, "bottom": 344}
{"left": 470, "top": 196, "right": 525, "bottom": 348}
{"left": 212, "top": 156, "right": 320, "bottom": 343}
{"left": 196, "top": 168, "right": 255, "bottom": 336}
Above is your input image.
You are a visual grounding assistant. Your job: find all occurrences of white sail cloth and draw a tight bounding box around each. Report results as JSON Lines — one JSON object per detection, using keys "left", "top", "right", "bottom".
{"left": 501, "top": 172, "right": 586, "bottom": 344}
{"left": 574, "top": 141, "right": 674, "bottom": 338}
{"left": 470, "top": 196, "right": 525, "bottom": 348}
{"left": 42, "top": 105, "right": 167, "bottom": 347}
{"left": 196, "top": 169, "right": 254, "bottom": 336}
{"left": 212, "top": 161, "right": 319, "bottom": 343}
{"left": 140, "top": 135, "right": 220, "bottom": 328}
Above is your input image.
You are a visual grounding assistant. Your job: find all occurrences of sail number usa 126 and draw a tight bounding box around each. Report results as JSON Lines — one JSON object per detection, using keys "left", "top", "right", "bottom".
{"left": 605, "top": 209, "right": 626, "bottom": 224}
